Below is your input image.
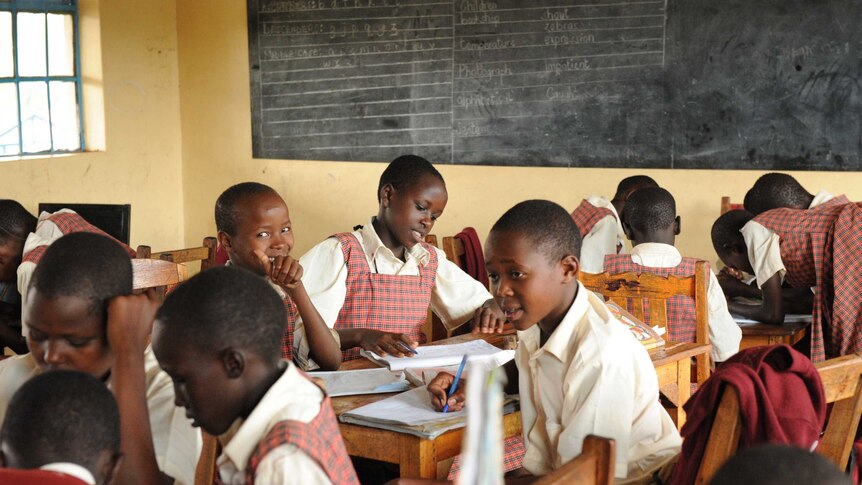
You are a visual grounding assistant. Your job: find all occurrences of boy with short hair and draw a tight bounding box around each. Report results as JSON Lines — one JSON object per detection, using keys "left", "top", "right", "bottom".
{"left": 429, "top": 200, "right": 681, "bottom": 483}
{"left": 712, "top": 201, "right": 862, "bottom": 362}
{"left": 571, "top": 175, "right": 658, "bottom": 273}
{"left": 743, "top": 172, "right": 848, "bottom": 215}
{"left": 0, "top": 232, "right": 201, "bottom": 485}
{"left": 152, "top": 266, "right": 359, "bottom": 485}
{"left": 0, "top": 370, "right": 122, "bottom": 485}
{"left": 297, "top": 155, "right": 505, "bottom": 364}
{"left": 215, "top": 182, "right": 341, "bottom": 370}
{"left": 603, "top": 187, "right": 741, "bottom": 362}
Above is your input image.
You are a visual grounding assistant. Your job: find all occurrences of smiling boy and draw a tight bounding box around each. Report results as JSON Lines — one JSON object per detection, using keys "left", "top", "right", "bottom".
{"left": 429, "top": 200, "right": 680, "bottom": 483}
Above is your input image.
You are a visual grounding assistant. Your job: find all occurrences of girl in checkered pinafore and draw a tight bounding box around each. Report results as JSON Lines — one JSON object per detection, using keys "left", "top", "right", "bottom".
{"left": 314, "top": 155, "right": 505, "bottom": 362}
{"left": 713, "top": 201, "right": 862, "bottom": 362}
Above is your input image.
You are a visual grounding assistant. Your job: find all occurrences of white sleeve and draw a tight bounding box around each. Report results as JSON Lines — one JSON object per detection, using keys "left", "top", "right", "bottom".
{"left": 429, "top": 247, "right": 492, "bottom": 330}
{"left": 706, "top": 270, "right": 742, "bottom": 362}
{"left": 293, "top": 238, "right": 349, "bottom": 366}
{"left": 741, "top": 221, "right": 785, "bottom": 288}
{"left": 252, "top": 444, "right": 332, "bottom": 485}
{"left": 579, "top": 215, "right": 619, "bottom": 274}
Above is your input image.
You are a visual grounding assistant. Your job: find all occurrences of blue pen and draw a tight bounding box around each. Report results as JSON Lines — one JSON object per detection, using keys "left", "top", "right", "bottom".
{"left": 399, "top": 342, "right": 418, "bottom": 355}
{"left": 442, "top": 354, "right": 468, "bottom": 413}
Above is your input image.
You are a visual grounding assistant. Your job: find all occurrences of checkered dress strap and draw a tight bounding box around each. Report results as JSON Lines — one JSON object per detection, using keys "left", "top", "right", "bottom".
{"left": 22, "top": 212, "right": 136, "bottom": 264}
{"left": 332, "top": 232, "right": 439, "bottom": 361}
{"left": 755, "top": 204, "right": 847, "bottom": 362}
{"left": 244, "top": 395, "right": 359, "bottom": 485}
{"left": 602, "top": 254, "right": 702, "bottom": 343}
{"left": 570, "top": 199, "right": 616, "bottom": 239}
{"left": 281, "top": 297, "right": 298, "bottom": 362}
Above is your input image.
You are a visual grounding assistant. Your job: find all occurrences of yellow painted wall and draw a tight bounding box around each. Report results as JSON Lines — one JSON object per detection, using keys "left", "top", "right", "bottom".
{"left": 177, "top": 2, "right": 860, "bottom": 263}
{"left": 0, "top": 0, "right": 185, "bottom": 250}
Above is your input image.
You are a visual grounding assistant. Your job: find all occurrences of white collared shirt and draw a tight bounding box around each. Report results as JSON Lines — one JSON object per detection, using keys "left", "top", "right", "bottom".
{"left": 517, "top": 282, "right": 681, "bottom": 480}
{"left": 293, "top": 218, "right": 492, "bottom": 367}
{"left": 629, "top": 243, "right": 741, "bottom": 362}
{"left": 579, "top": 196, "right": 625, "bottom": 274}
{"left": 217, "top": 362, "right": 331, "bottom": 485}
{"left": 0, "top": 348, "right": 201, "bottom": 485}
{"left": 40, "top": 463, "right": 96, "bottom": 485}
{"left": 740, "top": 220, "right": 786, "bottom": 288}
{"left": 809, "top": 189, "right": 835, "bottom": 208}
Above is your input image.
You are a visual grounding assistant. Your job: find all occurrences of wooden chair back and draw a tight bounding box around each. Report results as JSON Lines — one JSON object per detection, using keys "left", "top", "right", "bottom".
{"left": 533, "top": 435, "right": 615, "bottom": 485}
{"left": 131, "top": 258, "right": 188, "bottom": 290}
{"left": 136, "top": 237, "right": 218, "bottom": 271}
{"left": 694, "top": 353, "right": 862, "bottom": 484}
{"left": 194, "top": 432, "right": 219, "bottom": 485}
{"left": 580, "top": 261, "right": 712, "bottom": 385}
{"left": 720, "top": 196, "right": 744, "bottom": 215}
{"left": 441, "top": 236, "right": 466, "bottom": 271}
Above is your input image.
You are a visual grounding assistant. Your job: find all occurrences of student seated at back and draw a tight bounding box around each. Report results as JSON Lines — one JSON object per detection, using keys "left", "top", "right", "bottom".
{"left": 296, "top": 155, "right": 505, "bottom": 363}
{"left": 428, "top": 200, "right": 681, "bottom": 484}
{"left": 603, "top": 187, "right": 741, "bottom": 363}
{"left": 570, "top": 175, "right": 658, "bottom": 273}
{"left": 214, "top": 182, "right": 341, "bottom": 370}
{"left": 0, "top": 370, "right": 121, "bottom": 485}
{"left": 0, "top": 201, "right": 33, "bottom": 354}
{"left": 0, "top": 232, "right": 201, "bottom": 485}
{"left": 0, "top": 200, "right": 136, "bottom": 340}
{"left": 712, "top": 200, "right": 862, "bottom": 362}
{"left": 152, "top": 266, "right": 359, "bottom": 485}
{"left": 743, "top": 172, "right": 848, "bottom": 215}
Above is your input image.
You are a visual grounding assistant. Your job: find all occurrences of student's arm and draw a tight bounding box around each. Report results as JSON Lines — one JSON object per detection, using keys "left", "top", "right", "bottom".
{"left": 727, "top": 273, "right": 785, "bottom": 325}
{"left": 706, "top": 271, "right": 741, "bottom": 362}
{"left": 257, "top": 251, "right": 342, "bottom": 371}
{"left": 337, "top": 328, "right": 418, "bottom": 357}
{"left": 426, "top": 360, "right": 518, "bottom": 411}
{"left": 107, "top": 290, "right": 173, "bottom": 485}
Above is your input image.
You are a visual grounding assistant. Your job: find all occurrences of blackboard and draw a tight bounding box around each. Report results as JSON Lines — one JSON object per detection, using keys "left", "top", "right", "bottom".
{"left": 247, "top": 0, "right": 862, "bottom": 170}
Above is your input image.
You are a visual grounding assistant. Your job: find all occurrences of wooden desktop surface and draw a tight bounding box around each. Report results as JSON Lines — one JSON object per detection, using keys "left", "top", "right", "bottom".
{"left": 332, "top": 330, "right": 709, "bottom": 478}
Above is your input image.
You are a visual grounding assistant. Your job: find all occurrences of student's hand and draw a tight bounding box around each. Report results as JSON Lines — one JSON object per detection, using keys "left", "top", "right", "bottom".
{"left": 107, "top": 289, "right": 161, "bottom": 359}
{"left": 717, "top": 272, "right": 752, "bottom": 298}
{"left": 427, "top": 372, "right": 467, "bottom": 412}
{"left": 719, "top": 266, "right": 744, "bottom": 281}
{"left": 254, "top": 249, "right": 302, "bottom": 290}
{"left": 359, "top": 329, "right": 418, "bottom": 358}
{"left": 471, "top": 299, "right": 507, "bottom": 334}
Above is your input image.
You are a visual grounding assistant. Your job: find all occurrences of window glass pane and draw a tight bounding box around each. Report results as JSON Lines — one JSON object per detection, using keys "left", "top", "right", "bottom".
{"left": 47, "top": 13, "right": 73, "bottom": 76}
{"left": 0, "top": 12, "right": 11, "bottom": 77}
{"left": 0, "top": 83, "right": 19, "bottom": 156}
{"left": 20, "top": 81, "right": 50, "bottom": 153}
{"left": 17, "top": 12, "right": 47, "bottom": 77}
{"left": 49, "top": 81, "right": 78, "bottom": 151}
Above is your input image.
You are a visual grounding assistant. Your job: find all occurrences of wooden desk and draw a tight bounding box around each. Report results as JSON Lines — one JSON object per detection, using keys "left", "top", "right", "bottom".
{"left": 333, "top": 333, "right": 709, "bottom": 478}
{"left": 738, "top": 321, "right": 809, "bottom": 350}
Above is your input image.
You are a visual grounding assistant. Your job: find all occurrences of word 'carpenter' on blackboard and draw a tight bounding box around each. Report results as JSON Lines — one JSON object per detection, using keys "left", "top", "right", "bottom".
{"left": 248, "top": 0, "right": 862, "bottom": 170}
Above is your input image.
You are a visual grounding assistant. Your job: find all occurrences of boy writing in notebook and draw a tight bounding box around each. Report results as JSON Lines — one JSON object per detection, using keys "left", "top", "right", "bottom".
{"left": 429, "top": 200, "right": 681, "bottom": 483}
{"left": 0, "top": 370, "right": 122, "bottom": 485}
{"left": 215, "top": 182, "right": 341, "bottom": 370}
{"left": 570, "top": 175, "right": 658, "bottom": 273}
{"left": 152, "top": 266, "right": 359, "bottom": 485}
{"left": 603, "top": 187, "right": 740, "bottom": 362}
{"left": 712, "top": 201, "right": 862, "bottom": 362}
{"left": 0, "top": 232, "right": 201, "bottom": 485}
{"left": 296, "top": 155, "right": 505, "bottom": 363}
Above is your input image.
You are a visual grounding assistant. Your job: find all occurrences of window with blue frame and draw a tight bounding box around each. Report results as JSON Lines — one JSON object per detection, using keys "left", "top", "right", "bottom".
{"left": 0, "top": 0, "right": 82, "bottom": 157}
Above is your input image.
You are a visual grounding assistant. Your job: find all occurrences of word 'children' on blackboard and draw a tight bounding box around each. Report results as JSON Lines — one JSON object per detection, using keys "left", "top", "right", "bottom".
{"left": 248, "top": 0, "right": 862, "bottom": 170}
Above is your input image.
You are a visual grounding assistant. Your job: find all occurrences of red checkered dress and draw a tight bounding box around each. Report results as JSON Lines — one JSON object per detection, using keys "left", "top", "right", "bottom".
{"left": 818, "top": 194, "right": 850, "bottom": 208}
{"left": 570, "top": 199, "right": 616, "bottom": 239}
{"left": 333, "top": 233, "right": 438, "bottom": 361}
{"left": 244, "top": 395, "right": 359, "bottom": 485}
{"left": 281, "top": 297, "right": 298, "bottom": 362}
{"left": 21, "top": 211, "right": 136, "bottom": 265}
{"left": 754, "top": 202, "right": 862, "bottom": 362}
{"left": 602, "top": 254, "right": 702, "bottom": 343}
{"left": 448, "top": 435, "right": 527, "bottom": 480}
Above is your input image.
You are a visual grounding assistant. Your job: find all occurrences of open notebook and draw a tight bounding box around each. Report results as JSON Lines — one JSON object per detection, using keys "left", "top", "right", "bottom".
{"left": 360, "top": 339, "right": 515, "bottom": 371}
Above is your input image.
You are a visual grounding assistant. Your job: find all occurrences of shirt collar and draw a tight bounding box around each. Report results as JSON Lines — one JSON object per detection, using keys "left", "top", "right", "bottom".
{"left": 519, "top": 281, "right": 591, "bottom": 363}
{"left": 630, "top": 243, "right": 682, "bottom": 267}
{"left": 40, "top": 463, "right": 96, "bottom": 485}
{"left": 809, "top": 189, "right": 835, "bottom": 208}
{"left": 358, "top": 217, "right": 430, "bottom": 266}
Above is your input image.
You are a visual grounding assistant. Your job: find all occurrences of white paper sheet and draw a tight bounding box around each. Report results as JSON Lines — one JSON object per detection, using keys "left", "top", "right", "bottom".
{"left": 313, "top": 368, "right": 409, "bottom": 397}
{"left": 360, "top": 339, "right": 515, "bottom": 371}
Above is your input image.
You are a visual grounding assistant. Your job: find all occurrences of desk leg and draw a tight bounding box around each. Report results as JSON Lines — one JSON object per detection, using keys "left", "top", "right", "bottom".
{"left": 399, "top": 435, "right": 437, "bottom": 478}
{"left": 676, "top": 359, "right": 691, "bottom": 429}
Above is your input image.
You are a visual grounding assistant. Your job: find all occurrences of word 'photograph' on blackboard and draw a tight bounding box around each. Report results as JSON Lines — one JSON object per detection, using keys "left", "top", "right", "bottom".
{"left": 248, "top": 0, "right": 862, "bottom": 170}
